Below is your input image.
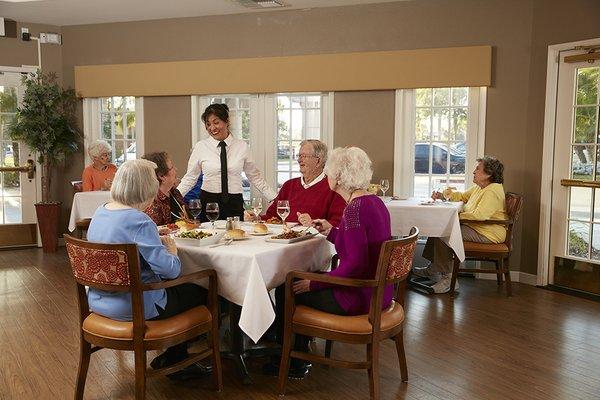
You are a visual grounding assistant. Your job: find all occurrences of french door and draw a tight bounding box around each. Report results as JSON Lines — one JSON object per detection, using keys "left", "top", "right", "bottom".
{"left": 0, "top": 69, "right": 39, "bottom": 248}
{"left": 548, "top": 49, "right": 600, "bottom": 295}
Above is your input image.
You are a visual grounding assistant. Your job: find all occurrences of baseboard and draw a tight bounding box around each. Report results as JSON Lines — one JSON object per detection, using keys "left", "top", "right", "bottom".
{"left": 475, "top": 271, "right": 537, "bottom": 286}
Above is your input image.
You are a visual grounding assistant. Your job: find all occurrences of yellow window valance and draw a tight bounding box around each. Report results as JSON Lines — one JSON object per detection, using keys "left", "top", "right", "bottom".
{"left": 74, "top": 45, "right": 492, "bottom": 97}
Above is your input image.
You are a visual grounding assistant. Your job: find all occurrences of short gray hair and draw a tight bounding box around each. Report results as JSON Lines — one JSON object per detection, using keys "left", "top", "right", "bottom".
{"left": 300, "top": 139, "right": 328, "bottom": 162}
{"left": 88, "top": 140, "right": 112, "bottom": 159}
{"left": 110, "top": 159, "right": 159, "bottom": 208}
{"left": 325, "top": 147, "right": 373, "bottom": 192}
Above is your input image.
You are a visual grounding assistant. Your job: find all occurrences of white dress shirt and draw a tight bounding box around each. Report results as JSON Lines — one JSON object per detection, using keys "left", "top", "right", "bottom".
{"left": 178, "top": 134, "right": 277, "bottom": 201}
{"left": 300, "top": 171, "right": 326, "bottom": 189}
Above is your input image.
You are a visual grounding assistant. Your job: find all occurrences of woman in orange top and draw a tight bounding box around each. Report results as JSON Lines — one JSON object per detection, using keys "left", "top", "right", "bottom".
{"left": 82, "top": 140, "right": 117, "bottom": 191}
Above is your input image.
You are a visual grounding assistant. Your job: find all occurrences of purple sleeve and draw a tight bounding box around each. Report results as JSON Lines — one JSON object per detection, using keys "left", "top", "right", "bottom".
{"left": 310, "top": 225, "right": 368, "bottom": 291}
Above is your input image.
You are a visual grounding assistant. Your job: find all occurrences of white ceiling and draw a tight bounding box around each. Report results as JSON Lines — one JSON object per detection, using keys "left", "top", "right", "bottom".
{"left": 0, "top": 0, "right": 409, "bottom": 26}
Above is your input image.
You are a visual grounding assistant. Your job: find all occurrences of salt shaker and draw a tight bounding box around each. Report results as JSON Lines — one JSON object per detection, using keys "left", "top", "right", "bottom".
{"left": 225, "top": 217, "right": 234, "bottom": 231}
{"left": 233, "top": 216, "right": 241, "bottom": 230}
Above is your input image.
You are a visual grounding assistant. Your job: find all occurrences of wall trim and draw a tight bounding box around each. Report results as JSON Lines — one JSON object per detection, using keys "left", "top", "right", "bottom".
{"left": 74, "top": 46, "right": 492, "bottom": 97}
{"left": 475, "top": 271, "right": 537, "bottom": 286}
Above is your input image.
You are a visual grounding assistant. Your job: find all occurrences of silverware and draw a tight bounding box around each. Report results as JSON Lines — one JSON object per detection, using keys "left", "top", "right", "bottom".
{"left": 209, "top": 238, "right": 233, "bottom": 248}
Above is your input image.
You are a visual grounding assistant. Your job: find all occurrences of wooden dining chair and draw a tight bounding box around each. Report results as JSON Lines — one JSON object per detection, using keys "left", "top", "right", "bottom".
{"left": 278, "top": 227, "right": 419, "bottom": 400}
{"left": 449, "top": 192, "right": 524, "bottom": 297}
{"left": 64, "top": 234, "right": 222, "bottom": 400}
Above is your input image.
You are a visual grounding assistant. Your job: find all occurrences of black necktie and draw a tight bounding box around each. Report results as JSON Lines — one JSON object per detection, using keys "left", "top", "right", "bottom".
{"left": 218, "top": 141, "right": 229, "bottom": 203}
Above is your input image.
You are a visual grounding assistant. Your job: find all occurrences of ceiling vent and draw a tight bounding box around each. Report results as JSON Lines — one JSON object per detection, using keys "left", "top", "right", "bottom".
{"left": 233, "top": 0, "right": 288, "bottom": 9}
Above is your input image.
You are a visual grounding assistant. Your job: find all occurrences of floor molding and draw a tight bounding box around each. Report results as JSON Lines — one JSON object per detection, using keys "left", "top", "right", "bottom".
{"left": 475, "top": 271, "right": 537, "bottom": 286}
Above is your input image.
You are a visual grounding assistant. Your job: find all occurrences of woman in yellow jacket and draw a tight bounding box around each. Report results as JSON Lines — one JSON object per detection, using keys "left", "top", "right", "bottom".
{"left": 423, "top": 156, "right": 507, "bottom": 293}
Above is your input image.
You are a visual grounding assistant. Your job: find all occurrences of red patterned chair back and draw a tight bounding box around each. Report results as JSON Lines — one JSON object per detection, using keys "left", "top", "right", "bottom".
{"left": 383, "top": 227, "right": 419, "bottom": 283}
{"left": 64, "top": 234, "right": 141, "bottom": 293}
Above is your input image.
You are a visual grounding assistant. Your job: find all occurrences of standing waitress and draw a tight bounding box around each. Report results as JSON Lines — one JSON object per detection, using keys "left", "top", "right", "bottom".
{"left": 178, "top": 103, "right": 277, "bottom": 221}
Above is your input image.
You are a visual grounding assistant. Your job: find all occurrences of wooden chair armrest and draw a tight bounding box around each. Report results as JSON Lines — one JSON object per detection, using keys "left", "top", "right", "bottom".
{"left": 460, "top": 219, "right": 512, "bottom": 226}
{"left": 142, "top": 269, "right": 216, "bottom": 291}
{"left": 143, "top": 269, "right": 219, "bottom": 318}
{"left": 285, "top": 270, "right": 378, "bottom": 288}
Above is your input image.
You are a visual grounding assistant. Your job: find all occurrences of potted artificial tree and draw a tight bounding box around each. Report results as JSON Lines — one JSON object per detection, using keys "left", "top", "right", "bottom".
{"left": 8, "top": 70, "right": 81, "bottom": 252}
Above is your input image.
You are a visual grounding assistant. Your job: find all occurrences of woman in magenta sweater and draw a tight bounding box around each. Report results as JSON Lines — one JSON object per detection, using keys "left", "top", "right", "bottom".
{"left": 264, "top": 146, "right": 392, "bottom": 378}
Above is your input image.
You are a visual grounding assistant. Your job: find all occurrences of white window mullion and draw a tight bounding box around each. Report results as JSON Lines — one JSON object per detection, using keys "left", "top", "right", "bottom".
{"left": 263, "top": 94, "right": 277, "bottom": 190}
{"left": 135, "top": 97, "right": 144, "bottom": 158}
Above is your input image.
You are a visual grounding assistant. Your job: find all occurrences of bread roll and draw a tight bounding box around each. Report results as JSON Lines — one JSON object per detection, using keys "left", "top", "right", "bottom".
{"left": 226, "top": 228, "right": 246, "bottom": 239}
{"left": 254, "top": 223, "right": 268, "bottom": 234}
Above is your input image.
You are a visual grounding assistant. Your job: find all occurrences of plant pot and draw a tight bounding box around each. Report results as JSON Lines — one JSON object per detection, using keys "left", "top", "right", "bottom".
{"left": 35, "top": 202, "right": 61, "bottom": 253}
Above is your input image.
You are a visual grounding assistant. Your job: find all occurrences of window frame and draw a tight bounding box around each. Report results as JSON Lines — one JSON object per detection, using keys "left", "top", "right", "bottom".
{"left": 393, "top": 87, "right": 486, "bottom": 197}
{"left": 82, "top": 97, "right": 145, "bottom": 166}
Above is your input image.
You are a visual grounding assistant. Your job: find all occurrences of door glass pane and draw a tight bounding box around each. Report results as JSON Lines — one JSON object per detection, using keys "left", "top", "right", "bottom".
{"left": 574, "top": 107, "right": 597, "bottom": 143}
{"left": 569, "top": 187, "right": 591, "bottom": 220}
{"left": 568, "top": 221, "right": 590, "bottom": 258}
{"left": 2, "top": 172, "right": 20, "bottom": 196}
{"left": 4, "top": 197, "right": 21, "bottom": 223}
{"left": 571, "top": 145, "right": 594, "bottom": 180}
{"left": 594, "top": 188, "right": 600, "bottom": 221}
{"left": 576, "top": 67, "right": 599, "bottom": 106}
{"left": 592, "top": 224, "right": 600, "bottom": 261}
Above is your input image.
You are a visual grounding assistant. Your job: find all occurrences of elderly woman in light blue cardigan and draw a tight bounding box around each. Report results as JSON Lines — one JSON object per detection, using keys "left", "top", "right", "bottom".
{"left": 87, "top": 158, "right": 209, "bottom": 381}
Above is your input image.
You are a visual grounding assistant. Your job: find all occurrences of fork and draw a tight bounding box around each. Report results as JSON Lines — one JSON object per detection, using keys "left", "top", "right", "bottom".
{"left": 209, "top": 238, "right": 233, "bottom": 248}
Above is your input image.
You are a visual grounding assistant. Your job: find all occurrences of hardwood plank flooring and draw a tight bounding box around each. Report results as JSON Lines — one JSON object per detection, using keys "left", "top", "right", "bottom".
{"left": 0, "top": 248, "right": 599, "bottom": 400}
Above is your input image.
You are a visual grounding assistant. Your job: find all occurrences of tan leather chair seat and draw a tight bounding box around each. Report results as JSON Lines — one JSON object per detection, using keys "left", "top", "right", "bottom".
{"left": 83, "top": 305, "right": 211, "bottom": 341}
{"left": 293, "top": 301, "right": 404, "bottom": 335}
{"left": 464, "top": 241, "right": 509, "bottom": 254}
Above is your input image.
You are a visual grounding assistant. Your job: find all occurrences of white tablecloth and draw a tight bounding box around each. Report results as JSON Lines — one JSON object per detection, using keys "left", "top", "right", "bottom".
{"left": 385, "top": 198, "right": 465, "bottom": 261}
{"left": 178, "top": 229, "right": 334, "bottom": 343}
{"left": 68, "top": 191, "right": 111, "bottom": 232}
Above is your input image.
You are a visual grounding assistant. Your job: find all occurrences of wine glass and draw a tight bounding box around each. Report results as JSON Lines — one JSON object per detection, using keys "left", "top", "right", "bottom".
{"left": 252, "top": 197, "right": 263, "bottom": 223}
{"left": 380, "top": 179, "right": 390, "bottom": 198}
{"left": 188, "top": 199, "right": 202, "bottom": 223}
{"left": 277, "top": 200, "right": 290, "bottom": 229}
{"left": 205, "top": 202, "right": 219, "bottom": 231}
{"left": 443, "top": 187, "right": 455, "bottom": 202}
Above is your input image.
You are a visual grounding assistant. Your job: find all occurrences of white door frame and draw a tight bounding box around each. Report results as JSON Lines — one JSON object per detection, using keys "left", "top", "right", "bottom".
{"left": 537, "top": 38, "right": 600, "bottom": 286}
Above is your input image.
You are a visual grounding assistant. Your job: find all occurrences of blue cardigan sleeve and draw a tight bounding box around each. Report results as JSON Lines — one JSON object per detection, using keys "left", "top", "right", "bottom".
{"left": 133, "top": 219, "right": 181, "bottom": 279}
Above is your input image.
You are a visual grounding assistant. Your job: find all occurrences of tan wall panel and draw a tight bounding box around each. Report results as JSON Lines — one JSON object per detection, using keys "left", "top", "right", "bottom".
{"left": 74, "top": 46, "right": 492, "bottom": 97}
{"left": 143, "top": 96, "right": 192, "bottom": 173}
{"left": 334, "top": 91, "right": 396, "bottom": 186}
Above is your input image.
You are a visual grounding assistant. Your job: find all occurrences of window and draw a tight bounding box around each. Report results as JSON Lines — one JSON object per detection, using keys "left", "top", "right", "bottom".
{"left": 83, "top": 97, "right": 144, "bottom": 166}
{"left": 193, "top": 93, "right": 333, "bottom": 200}
{"left": 275, "top": 94, "right": 322, "bottom": 188}
{"left": 394, "top": 87, "right": 486, "bottom": 198}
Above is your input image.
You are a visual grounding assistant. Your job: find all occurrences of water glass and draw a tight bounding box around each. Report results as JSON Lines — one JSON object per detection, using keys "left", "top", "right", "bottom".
{"left": 277, "top": 200, "right": 290, "bottom": 227}
{"left": 380, "top": 179, "right": 390, "bottom": 198}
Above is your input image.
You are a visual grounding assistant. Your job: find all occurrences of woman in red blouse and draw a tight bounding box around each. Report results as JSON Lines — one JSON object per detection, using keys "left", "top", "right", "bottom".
{"left": 142, "top": 152, "right": 190, "bottom": 226}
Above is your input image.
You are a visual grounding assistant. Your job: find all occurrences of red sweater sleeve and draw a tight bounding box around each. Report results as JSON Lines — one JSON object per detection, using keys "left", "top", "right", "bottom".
{"left": 326, "top": 193, "right": 346, "bottom": 227}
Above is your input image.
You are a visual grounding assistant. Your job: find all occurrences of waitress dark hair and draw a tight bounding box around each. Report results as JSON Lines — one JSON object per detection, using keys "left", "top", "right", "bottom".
{"left": 201, "top": 103, "right": 230, "bottom": 123}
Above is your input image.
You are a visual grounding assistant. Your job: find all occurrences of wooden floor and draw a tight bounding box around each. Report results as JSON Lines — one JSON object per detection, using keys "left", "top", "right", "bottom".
{"left": 1, "top": 248, "right": 599, "bottom": 400}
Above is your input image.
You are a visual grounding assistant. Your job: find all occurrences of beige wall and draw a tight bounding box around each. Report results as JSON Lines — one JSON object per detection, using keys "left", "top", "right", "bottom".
{"left": 143, "top": 96, "right": 192, "bottom": 173}
{"left": 4, "top": 0, "right": 599, "bottom": 274}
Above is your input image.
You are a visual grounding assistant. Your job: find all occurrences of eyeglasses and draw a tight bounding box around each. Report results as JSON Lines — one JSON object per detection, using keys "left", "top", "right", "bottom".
{"left": 295, "top": 154, "right": 318, "bottom": 160}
